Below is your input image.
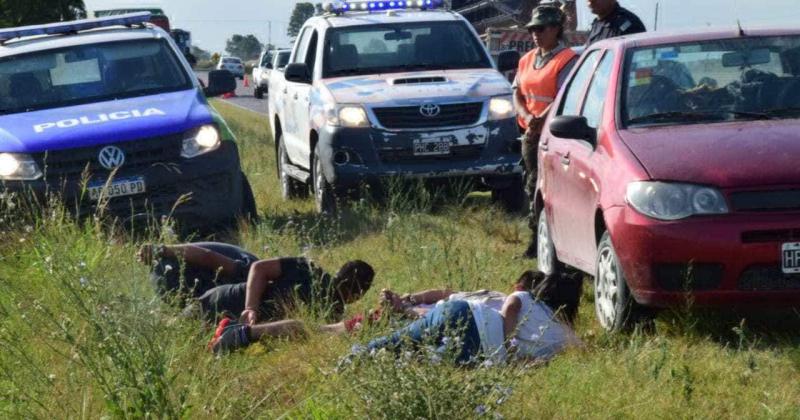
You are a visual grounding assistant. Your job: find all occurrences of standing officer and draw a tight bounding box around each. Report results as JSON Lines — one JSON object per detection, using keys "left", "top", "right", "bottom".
{"left": 585, "top": 0, "right": 646, "bottom": 46}
{"left": 513, "top": 4, "right": 578, "bottom": 259}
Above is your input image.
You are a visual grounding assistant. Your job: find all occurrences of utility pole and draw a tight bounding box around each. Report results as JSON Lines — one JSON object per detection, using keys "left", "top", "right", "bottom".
{"left": 654, "top": 2, "right": 659, "bottom": 31}
{"left": 268, "top": 21, "right": 272, "bottom": 47}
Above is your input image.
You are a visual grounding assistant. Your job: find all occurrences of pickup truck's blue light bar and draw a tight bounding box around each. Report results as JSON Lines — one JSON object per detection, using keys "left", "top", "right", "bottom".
{"left": 0, "top": 12, "right": 151, "bottom": 44}
{"left": 328, "top": 0, "right": 442, "bottom": 13}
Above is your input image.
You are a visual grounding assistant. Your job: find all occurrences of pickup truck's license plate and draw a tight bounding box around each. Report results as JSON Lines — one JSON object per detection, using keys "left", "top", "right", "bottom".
{"left": 88, "top": 177, "right": 146, "bottom": 201}
{"left": 413, "top": 137, "right": 451, "bottom": 156}
{"left": 782, "top": 242, "right": 800, "bottom": 274}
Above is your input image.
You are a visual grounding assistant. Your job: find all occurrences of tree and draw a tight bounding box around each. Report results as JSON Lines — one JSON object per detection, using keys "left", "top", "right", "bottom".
{"left": 0, "top": 0, "right": 86, "bottom": 28}
{"left": 287, "top": 2, "right": 315, "bottom": 38}
{"left": 224, "top": 34, "right": 263, "bottom": 61}
{"left": 191, "top": 46, "right": 212, "bottom": 62}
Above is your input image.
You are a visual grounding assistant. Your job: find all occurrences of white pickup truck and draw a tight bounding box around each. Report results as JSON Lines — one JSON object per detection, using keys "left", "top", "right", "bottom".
{"left": 254, "top": 49, "right": 291, "bottom": 99}
{"left": 268, "top": 2, "right": 521, "bottom": 214}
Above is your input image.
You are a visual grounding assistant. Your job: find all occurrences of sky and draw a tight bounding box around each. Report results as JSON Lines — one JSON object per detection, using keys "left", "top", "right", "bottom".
{"left": 82, "top": 0, "right": 800, "bottom": 55}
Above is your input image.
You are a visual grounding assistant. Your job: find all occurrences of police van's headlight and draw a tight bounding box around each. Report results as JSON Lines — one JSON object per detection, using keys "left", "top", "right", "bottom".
{"left": 489, "top": 96, "right": 515, "bottom": 121}
{"left": 0, "top": 153, "right": 42, "bottom": 180}
{"left": 181, "top": 125, "right": 221, "bottom": 158}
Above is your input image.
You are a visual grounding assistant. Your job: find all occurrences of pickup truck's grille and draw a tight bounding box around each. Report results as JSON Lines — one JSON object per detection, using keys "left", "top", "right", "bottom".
{"left": 373, "top": 102, "right": 483, "bottom": 129}
{"left": 34, "top": 133, "right": 183, "bottom": 181}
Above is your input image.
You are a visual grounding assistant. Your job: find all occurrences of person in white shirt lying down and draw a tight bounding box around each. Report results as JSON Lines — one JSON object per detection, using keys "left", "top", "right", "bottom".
{"left": 210, "top": 271, "right": 583, "bottom": 365}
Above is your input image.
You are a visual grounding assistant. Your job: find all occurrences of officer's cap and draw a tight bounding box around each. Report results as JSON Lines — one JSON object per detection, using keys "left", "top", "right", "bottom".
{"left": 525, "top": 5, "right": 565, "bottom": 30}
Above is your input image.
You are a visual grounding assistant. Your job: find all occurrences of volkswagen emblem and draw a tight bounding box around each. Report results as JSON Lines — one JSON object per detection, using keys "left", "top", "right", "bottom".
{"left": 98, "top": 146, "right": 125, "bottom": 170}
{"left": 419, "top": 103, "right": 441, "bottom": 118}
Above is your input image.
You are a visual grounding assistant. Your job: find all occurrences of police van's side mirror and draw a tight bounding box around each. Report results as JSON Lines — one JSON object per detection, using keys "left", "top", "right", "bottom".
{"left": 204, "top": 70, "right": 236, "bottom": 97}
{"left": 285, "top": 63, "right": 312, "bottom": 84}
{"left": 497, "top": 50, "right": 521, "bottom": 73}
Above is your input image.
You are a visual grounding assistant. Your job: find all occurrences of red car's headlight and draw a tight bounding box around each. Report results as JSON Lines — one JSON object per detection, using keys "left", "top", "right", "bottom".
{"left": 626, "top": 181, "right": 729, "bottom": 220}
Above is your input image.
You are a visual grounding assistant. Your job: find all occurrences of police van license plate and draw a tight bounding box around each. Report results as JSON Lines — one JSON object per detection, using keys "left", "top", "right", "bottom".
{"left": 782, "top": 242, "right": 800, "bottom": 274}
{"left": 88, "top": 177, "right": 146, "bottom": 201}
{"left": 413, "top": 137, "right": 451, "bottom": 156}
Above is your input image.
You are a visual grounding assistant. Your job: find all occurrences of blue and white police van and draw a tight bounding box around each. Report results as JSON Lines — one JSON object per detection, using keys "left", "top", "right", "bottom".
{"left": 268, "top": 0, "right": 523, "bottom": 213}
{"left": 0, "top": 13, "right": 255, "bottom": 234}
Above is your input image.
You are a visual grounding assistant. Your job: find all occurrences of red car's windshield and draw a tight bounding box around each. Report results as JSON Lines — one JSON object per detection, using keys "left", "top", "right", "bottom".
{"left": 622, "top": 35, "right": 800, "bottom": 127}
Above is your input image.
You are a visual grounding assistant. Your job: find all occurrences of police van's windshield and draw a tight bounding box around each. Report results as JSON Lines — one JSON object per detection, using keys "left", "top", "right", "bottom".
{"left": 0, "top": 39, "right": 191, "bottom": 115}
{"left": 623, "top": 35, "right": 800, "bottom": 127}
{"left": 323, "top": 21, "right": 492, "bottom": 78}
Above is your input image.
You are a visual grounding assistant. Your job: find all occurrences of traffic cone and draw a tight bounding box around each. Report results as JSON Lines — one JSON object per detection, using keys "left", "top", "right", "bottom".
{"left": 243, "top": 74, "right": 250, "bottom": 88}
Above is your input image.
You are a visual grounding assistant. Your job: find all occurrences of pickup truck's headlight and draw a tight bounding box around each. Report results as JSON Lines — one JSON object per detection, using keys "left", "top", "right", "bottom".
{"left": 0, "top": 153, "right": 42, "bottom": 180}
{"left": 488, "top": 96, "right": 515, "bottom": 120}
{"left": 338, "top": 106, "right": 369, "bottom": 127}
{"left": 626, "top": 181, "right": 729, "bottom": 221}
{"left": 181, "top": 125, "right": 221, "bottom": 158}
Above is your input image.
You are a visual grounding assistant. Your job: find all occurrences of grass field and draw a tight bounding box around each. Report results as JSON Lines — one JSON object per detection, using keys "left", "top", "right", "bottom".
{"left": 1, "top": 100, "right": 800, "bottom": 419}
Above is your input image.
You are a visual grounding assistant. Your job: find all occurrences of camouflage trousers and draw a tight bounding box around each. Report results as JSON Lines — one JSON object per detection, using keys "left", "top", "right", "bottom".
{"left": 521, "top": 134, "right": 539, "bottom": 232}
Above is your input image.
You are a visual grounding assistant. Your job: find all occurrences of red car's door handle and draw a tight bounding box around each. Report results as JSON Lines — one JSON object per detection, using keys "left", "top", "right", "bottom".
{"left": 539, "top": 143, "right": 549, "bottom": 151}
{"left": 560, "top": 153, "right": 571, "bottom": 166}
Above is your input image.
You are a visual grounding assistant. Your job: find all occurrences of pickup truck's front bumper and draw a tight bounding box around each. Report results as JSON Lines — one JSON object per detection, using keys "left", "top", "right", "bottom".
{"left": 316, "top": 118, "right": 522, "bottom": 192}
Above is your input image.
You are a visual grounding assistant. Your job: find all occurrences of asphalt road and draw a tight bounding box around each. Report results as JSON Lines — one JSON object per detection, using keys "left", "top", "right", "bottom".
{"left": 195, "top": 70, "right": 268, "bottom": 115}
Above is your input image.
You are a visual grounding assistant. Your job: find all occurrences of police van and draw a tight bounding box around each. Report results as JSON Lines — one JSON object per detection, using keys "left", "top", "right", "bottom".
{"left": 268, "top": 0, "right": 522, "bottom": 213}
{"left": 0, "top": 13, "right": 255, "bottom": 234}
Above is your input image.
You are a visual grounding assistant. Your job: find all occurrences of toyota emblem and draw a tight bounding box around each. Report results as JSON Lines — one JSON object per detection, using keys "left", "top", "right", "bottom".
{"left": 98, "top": 146, "right": 125, "bottom": 170}
{"left": 419, "top": 103, "right": 441, "bottom": 117}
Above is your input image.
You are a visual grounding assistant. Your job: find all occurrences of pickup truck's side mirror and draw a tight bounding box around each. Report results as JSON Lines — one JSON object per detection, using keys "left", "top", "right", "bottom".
{"left": 203, "top": 70, "right": 236, "bottom": 97}
{"left": 285, "top": 63, "right": 311, "bottom": 84}
{"left": 497, "top": 50, "right": 521, "bottom": 73}
{"left": 549, "top": 115, "right": 597, "bottom": 147}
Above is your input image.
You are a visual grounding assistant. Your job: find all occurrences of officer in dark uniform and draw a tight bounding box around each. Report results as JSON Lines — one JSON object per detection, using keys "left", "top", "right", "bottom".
{"left": 585, "top": 0, "right": 646, "bottom": 46}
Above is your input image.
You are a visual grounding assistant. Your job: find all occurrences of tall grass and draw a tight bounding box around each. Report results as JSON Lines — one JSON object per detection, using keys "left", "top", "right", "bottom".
{"left": 1, "top": 101, "right": 799, "bottom": 418}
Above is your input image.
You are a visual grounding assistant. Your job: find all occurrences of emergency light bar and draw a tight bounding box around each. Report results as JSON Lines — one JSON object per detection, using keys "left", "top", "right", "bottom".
{"left": 0, "top": 12, "right": 151, "bottom": 44}
{"left": 325, "top": 0, "right": 443, "bottom": 14}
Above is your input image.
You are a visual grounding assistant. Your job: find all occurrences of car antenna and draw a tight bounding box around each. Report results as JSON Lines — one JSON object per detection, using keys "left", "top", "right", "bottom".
{"left": 737, "top": 19, "right": 745, "bottom": 37}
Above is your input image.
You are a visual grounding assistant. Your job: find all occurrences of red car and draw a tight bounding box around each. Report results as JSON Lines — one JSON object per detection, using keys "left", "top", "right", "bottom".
{"left": 535, "top": 27, "right": 800, "bottom": 331}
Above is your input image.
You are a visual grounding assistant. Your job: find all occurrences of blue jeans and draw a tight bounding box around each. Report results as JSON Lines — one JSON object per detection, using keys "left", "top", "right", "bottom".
{"left": 366, "top": 300, "right": 482, "bottom": 364}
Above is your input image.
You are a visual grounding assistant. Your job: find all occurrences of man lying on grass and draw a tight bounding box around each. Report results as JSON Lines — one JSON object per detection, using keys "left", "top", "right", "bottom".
{"left": 137, "top": 242, "right": 375, "bottom": 324}
{"left": 209, "top": 271, "right": 583, "bottom": 365}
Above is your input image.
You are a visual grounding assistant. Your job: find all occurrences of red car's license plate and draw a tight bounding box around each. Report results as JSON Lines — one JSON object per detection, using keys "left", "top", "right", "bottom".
{"left": 782, "top": 242, "right": 800, "bottom": 274}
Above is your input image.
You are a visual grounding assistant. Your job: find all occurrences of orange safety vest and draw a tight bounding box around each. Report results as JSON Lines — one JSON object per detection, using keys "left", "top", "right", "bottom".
{"left": 516, "top": 47, "right": 577, "bottom": 130}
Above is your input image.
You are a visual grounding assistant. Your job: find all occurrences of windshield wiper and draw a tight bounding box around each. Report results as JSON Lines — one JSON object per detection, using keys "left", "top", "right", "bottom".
{"left": 763, "top": 107, "right": 800, "bottom": 117}
{"left": 628, "top": 110, "right": 773, "bottom": 125}
{"left": 627, "top": 111, "right": 727, "bottom": 125}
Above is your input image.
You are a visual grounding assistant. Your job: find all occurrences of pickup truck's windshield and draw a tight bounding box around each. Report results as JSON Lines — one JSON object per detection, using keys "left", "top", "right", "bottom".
{"left": 323, "top": 21, "right": 492, "bottom": 78}
{"left": 275, "top": 51, "right": 290, "bottom": 69}
{"left": 0, "top": 39, "right": 191, "bottom": 115}
{"left": 623, "top": 35, "right": 800, "bottom": 127}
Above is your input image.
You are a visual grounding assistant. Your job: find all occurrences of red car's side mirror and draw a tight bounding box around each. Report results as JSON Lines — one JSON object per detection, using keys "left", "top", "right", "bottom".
{"left": 549, "top": 115, "right": 597, "bottom": 147}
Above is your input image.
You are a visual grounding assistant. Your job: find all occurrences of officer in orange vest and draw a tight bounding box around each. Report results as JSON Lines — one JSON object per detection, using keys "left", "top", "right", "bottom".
{"left": 513, "top": 4, "right": 578, "bottom": 259}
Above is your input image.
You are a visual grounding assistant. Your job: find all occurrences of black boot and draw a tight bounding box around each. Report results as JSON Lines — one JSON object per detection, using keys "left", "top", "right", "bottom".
{"left": 522, "top": 236, "right": 537, "bottom": 259}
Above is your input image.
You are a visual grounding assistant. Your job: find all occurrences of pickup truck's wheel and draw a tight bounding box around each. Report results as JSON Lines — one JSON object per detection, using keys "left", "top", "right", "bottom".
{"left": 254, "top": 86, "right": 264, "bottom": 99}
{"left": 491, "top": 176, "right": 525, "bottom": 212}
{"left": 595, "top": 231, "right": 653, "bottom": 332}
{"left": 536, "top": 209, "right": 564, "bottom": 275}
{"left": 313, "top": 146, "right": 337, "bottom": 215}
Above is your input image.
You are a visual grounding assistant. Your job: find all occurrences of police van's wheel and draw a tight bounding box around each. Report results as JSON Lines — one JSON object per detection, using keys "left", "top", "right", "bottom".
{"left": 491, "top": 176, "right": 525, "bottom": 212}
{"left": 240, "top": 174, "right": 258, "bottom": 223}
{"left": 536, "top": 209, "right": 563, "bottom": 275}
{"left": 277, "top": 139, "right": 307, "bottom": 200}
{"left": 312, "top": 147, "right": 337, "bottom": 215}
{"left": 595, "top": 231, "right": 653, "bottom": 332}
{"left": 254, "top": 87, "right": 264, "bottom": 99}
